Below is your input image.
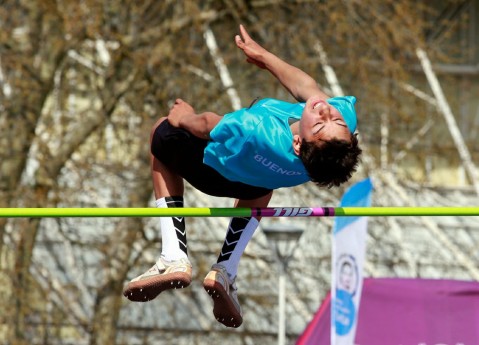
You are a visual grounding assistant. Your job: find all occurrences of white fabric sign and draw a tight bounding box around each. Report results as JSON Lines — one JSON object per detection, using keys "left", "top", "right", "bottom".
{"left": 331, "top": 178, "right": 373, "bottom": 345}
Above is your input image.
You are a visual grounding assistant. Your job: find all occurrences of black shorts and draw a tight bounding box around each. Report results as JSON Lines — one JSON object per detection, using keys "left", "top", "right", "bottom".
{"left": 151, "top": 120, "right": 272, "bottom": 200}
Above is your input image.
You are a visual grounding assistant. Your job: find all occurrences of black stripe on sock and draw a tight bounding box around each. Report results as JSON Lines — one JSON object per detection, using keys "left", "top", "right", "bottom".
{"left": 165, "top": 196, "right": 187, "bottom": 255}
{"left": 217, "top": 217, "right": 251, "bottom": 263}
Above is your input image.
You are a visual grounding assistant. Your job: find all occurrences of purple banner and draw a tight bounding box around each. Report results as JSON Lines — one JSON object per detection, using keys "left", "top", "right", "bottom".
{"left": 297, "top": 278, "right": 479, "bottom": 345}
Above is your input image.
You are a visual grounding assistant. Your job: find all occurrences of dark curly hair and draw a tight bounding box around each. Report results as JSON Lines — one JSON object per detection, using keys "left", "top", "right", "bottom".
{"left": 299, "top": 133, "right": 362, "bottom": 188}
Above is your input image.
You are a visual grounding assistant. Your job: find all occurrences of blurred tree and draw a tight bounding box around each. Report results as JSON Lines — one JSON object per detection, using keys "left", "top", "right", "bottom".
{"left": 0, "top": 0, "right": 476, "bottom": 343}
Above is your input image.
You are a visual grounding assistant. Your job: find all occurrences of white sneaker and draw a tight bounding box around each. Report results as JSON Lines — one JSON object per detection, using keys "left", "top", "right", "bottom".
{"left": 203, "top": 263, "right": 243, "bottom": 328}
{"left": 123, "top": 257, "right": 192, "bottom": 302}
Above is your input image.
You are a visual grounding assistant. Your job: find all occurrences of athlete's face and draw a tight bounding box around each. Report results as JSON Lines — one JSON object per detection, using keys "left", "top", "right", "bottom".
{"left": 299, "top": 96, "right": 351, "bottom": 144}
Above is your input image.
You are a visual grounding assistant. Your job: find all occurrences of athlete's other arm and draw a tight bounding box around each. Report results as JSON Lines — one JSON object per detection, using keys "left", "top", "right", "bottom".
{"left": 235, "top": 24, "right": 329, "bottom": 103}
{"left": 167, "top": 100, "right": 221, "bottom": 140}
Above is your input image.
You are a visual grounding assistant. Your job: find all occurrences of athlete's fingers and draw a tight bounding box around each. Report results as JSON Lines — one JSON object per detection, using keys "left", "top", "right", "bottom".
{"left": 235, "top": 34, "right": 244, "bottom": 48}
{"left": 239, "top": 24, "right": 251, "bottom": 42}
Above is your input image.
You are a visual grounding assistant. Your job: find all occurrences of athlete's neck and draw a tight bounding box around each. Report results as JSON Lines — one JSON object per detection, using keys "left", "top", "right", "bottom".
{"left": 289, "top": 121, "right": 299, "bottom": 135}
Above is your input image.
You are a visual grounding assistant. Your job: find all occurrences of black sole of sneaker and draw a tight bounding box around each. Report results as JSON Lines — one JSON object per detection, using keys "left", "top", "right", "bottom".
{"left": 203, "top": 279, "right": 243, "bottom": 328}
{"left": 123, "top": 273, "right": 191, "bottom": 302}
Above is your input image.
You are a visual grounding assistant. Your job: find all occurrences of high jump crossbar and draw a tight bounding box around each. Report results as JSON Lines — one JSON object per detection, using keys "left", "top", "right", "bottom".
{"left": 0, "top": 207, "right": 478, "bottom": 218}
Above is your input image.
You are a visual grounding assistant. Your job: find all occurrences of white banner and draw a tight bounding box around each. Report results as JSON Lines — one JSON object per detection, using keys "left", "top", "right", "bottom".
{"left": 331, "top": 178, "right": 373, "bottom": 345}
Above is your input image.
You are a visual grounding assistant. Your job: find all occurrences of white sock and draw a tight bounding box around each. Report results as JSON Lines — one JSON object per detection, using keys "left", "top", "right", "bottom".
{"left": 156, "top": 197, "right": 188, "bottom": 261}
{"left": 216, "top": 217, "right": 259, "bottom": 279}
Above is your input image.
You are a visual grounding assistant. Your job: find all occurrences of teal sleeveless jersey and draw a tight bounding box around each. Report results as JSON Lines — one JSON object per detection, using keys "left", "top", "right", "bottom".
{"left": 203, "top": 98, "right": 310, "bottom": 189}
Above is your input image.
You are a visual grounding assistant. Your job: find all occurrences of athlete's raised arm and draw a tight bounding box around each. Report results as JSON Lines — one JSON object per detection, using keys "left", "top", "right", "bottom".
{"left": 235, "top": 24, "right": 329, "bottom": 103}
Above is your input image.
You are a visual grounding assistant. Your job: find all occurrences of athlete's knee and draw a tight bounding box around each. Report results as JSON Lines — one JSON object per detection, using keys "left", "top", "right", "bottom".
{"left": 150, "top": 117, "right": 168, "bottom": 144}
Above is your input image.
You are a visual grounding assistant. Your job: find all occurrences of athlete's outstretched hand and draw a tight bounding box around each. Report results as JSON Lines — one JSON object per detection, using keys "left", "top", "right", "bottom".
{"left": 235, "top": 24, "right": 268, "bottom": 69}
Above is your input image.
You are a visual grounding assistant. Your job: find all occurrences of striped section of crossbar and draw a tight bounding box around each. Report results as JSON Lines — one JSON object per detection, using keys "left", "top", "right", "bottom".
{"left": 0, "top": 207, "right": 478, "bottom": 218}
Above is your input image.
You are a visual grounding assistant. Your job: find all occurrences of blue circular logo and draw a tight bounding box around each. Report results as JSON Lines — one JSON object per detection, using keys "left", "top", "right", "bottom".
{"left": 334, "top": 288, "right": 356, "bottom": 335}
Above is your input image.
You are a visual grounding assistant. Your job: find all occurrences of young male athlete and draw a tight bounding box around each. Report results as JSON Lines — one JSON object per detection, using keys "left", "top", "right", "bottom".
{"left": 123, "top": 25, "right": 361, "bottom": 328}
